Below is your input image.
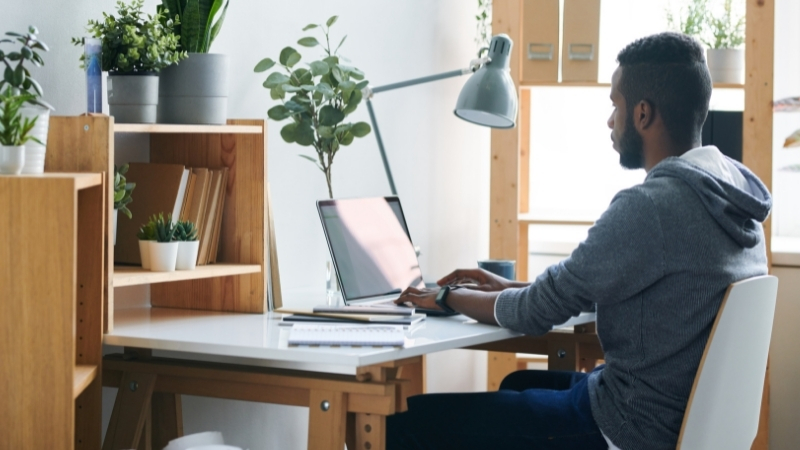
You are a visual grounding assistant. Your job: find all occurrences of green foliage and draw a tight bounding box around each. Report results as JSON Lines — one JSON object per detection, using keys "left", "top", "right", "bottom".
{"left": 475, "top": 0, "right": 492, "bottom": 49}
{"left": 0, "top": 87, "right": 40, "bottom": 146}
{"left": 114, "top": 164, "right": 136, "bottom": 219}
{"left": 159, "top": 0, "right": 229, "bottom": 53}
{"left": 666, "top": 0, "right": 744, "bottom": 49}
{"left": 136, "top": 218, "right": 156, "bottom": 240}
{"left": 72, "top": 0, "right": 186, "bottom": 73}
{"left": 174, "top": 220, "right": 198, "bottom": 241}
{"left": 0, "top": 26, "right": 52, "bottom": 109}
{"left": 254, "top": 16, "right": 371, "bottom": 199}
{"left": 153, "top": 213, "right": 177, "bottom": 242}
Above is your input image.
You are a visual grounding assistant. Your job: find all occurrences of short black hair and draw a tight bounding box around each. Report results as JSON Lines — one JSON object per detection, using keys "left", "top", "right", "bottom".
{"left": 616, "top": 32, "right": 711, "bottom": 149}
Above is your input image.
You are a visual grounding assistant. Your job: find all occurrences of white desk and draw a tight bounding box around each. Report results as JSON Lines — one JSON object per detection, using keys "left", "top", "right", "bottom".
{"left": 101, "top": 307, "right": 596, "bottom": 450}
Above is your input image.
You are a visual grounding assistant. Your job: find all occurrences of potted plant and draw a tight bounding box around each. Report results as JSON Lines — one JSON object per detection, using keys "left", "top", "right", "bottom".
{"left": 136, "top": 216, "right": 156, "bottom": 270}
{"left": 150, "top": 213, "right": 179, "bottom": 271}
{"left": 0, "top": 26, "right": 53, "bottom": 174}
{"left": 174, "top": 220, "right": 199, "bottom": 270}
{"left": 157, "top": 0, "right": 230, "bottom": 124}
{"left": 113, "top": 164, "right": 135, "bottom": 245}
{"left": 254, "top": 16, "right": 372, "bottom": 198}
{"left": 667, "top": 0, "right": 745, "bottom": 84}
{"left": 0, "top": 88, "right": 39, "bottom": 175}
{"left": 72, "top": 0, "right": 186, "bottom": 124}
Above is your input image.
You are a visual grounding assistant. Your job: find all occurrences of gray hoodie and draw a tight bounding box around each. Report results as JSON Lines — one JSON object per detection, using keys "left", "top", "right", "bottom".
{"left": 495, "top": 146, "right": 772, "bottom": 449}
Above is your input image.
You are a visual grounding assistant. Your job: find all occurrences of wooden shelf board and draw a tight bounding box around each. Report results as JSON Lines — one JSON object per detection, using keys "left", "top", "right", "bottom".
{"left": 73, "top": 364, "right": 97, "bottom": 399}
{"left": 114, "top": 123, "right": 263, "bottom": 134}
{"left": 0, "top": 173, "right": 103, "bottom": 190}
{"left": 113, "top": 263, "right": 262, "bottom": 287}
{"left": 520, "top": 81, "right": 743, "bottom": 89}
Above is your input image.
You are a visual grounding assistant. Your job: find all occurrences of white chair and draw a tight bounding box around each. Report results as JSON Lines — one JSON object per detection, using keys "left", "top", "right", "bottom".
{"left": 677, "top": 275, "right": 779, "bottom": 450}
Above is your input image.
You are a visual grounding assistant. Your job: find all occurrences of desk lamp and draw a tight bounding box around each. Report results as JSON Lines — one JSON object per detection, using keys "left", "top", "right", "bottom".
{"left": 363, "top": 34, "right": 518, "bottom": 195}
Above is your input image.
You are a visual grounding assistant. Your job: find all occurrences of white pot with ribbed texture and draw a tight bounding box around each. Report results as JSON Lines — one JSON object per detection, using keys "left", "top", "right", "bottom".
{"left": 149, "top": 241, "right": 179, "bottom": 272}
{"left": 176, "top": 240, "right": 200, "bottom": 270}
{"left": 138, "top": 240, "right": 152, "bottom": 270}
{"left": 19, "top": 105, "right": 49, "bottom": 174}
{"left": 706, "top": 48, "right": 744, "bottom": 85}
{"left": 0, "top": 145, "right": 25, "bottom": 174}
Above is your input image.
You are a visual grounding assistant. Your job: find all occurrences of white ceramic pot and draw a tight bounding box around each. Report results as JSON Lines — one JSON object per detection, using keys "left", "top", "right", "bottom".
{"left": 19, "top": 106, "right": 50, "bottom": 174}
{"left": 706, "top": 48, "right": 744, "bottom": 85}
{"left": 149, "top": 241, "right": 179, "bottom": 272}
{"left": 176, "top": 240, "right": 200, "bottom": 270}
{"left": 112, "top": 209, "right": 118, "bottom": 246}
{"left": 0, "top": 145, "right": 25, "bottom": 175}
{"left": 138, "top": 239, "right": 152, "bottom": 270}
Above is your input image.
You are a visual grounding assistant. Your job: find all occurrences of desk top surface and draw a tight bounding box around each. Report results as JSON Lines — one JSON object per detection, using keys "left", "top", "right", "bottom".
{"left": 105, "top": 307, "right": 595, "bottom": 374}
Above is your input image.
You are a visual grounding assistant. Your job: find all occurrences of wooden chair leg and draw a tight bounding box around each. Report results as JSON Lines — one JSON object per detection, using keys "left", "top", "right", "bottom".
{"left": 355, "top": 413, "right": 386, "bottom": 450}
{"left": 152, "top": 393, "right": 183, "bottom": 450}
{"left": 102, "top": 372, "right": 156, "bottom": 450}
{"left": 308, "top": 390, "right": 347, "bottom": 450}
{"left": 487, "top": 351, "right": 517, "bottom": 391}
{"left": 345, "top": 412, "right": 357, "bottom": 450}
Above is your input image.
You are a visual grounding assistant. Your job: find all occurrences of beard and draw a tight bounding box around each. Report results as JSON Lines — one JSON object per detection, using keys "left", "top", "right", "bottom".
{"left": 619, "top": 112, "right": 644, "bottom": 169}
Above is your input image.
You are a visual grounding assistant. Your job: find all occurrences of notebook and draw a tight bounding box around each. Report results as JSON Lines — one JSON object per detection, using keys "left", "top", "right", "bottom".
{"left": 287, "top": 324, "right": 405, "bottom": 347}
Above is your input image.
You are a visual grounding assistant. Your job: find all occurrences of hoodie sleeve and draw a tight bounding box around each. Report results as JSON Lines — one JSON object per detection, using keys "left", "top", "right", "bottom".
{"left": 495, "top": 187, "right": 666, "bottom": 335}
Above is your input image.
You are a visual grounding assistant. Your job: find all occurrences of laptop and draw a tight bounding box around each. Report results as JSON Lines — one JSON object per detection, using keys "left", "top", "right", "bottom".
{"left": 317, "top": 196, "right": 457, "bottom": 316}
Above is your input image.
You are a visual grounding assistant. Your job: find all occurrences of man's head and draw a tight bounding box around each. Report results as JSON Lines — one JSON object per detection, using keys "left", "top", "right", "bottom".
{"left": 608, "top": 32, "right": 712, "bottom": 170}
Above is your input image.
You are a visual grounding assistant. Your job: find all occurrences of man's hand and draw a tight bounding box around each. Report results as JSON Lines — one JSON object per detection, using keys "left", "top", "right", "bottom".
{"left": 395, "top": 286, "right": 441, "bottom": 311}
{"left": 437, "top": 268, "right": 525, "bottom": 292}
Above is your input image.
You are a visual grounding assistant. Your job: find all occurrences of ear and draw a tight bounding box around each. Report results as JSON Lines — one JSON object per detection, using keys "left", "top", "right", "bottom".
{"left": 633, "top": 100, "right": 656, "bottom": 131}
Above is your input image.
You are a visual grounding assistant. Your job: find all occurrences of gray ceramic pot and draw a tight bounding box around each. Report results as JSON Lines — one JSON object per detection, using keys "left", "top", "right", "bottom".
{"left": 158, "top": 53, "right": 229, "bottom": 125}
{"left": 706, "top": 48, "right": 744, "bottom": 85}
{"left": 107, "top": 73, "right": 159, "bottom": 124}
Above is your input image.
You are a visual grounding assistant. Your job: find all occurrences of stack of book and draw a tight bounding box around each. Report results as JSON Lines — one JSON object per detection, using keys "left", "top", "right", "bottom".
{"left": 116, "top": 162, "right": 229, "bottom": 266}
{"left": 277, "top": 305, "right": 425, "bottom": 329}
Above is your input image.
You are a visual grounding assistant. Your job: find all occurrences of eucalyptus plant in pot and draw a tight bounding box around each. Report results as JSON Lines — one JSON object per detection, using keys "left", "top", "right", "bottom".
{"left": 157, "top": 0, "right": 230, "bottom": 124}
{"left": 72, "top": 0, "right": 186, "bottom": 124}
{"left": 113, "top": 164, "right": 135, "bottom": 245}
{"left": 1, "top": 26, "right": 53, "bottom": 174}
{"left": 0, "top": 88, "right": 39, "bottom": 174}
{"left": 254, "top": 16, "right": 372, "bottom": 199}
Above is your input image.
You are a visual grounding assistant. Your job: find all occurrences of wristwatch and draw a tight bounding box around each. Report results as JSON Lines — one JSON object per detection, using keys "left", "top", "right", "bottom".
{"left": 435, "top": 285, "right": 462, "bottom": 313}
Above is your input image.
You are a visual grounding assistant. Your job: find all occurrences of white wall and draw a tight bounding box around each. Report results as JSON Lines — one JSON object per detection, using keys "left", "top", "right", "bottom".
{"left": 1, "top": 1, "right": 491, "bottom": 449}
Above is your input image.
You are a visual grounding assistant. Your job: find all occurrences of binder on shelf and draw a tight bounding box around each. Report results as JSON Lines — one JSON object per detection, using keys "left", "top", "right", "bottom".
{"left": 561, "top": 0, "right": 601, "bottom": 82}
{"left": 197, "top": 169, "right": 222, "bottom": 265}
{"left": 522, "top": 0, "right": 560, "bottom": 83}
{"left": 209, "top": 168, "right": 229, "bottom": 263}
{"left": 115, "top": 162, "right": 189, "bottom": 264}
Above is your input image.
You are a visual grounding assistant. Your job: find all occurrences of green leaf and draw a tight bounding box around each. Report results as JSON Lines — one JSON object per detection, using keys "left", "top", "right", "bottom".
{"left": 263, "top": 71, "right": 291, "bottom": 88}
{"left": 302, "top": 23, "right": 318, "bottom": 31}
{"left": 326, "top": 15, "right": 338, "bottom": 27}
{"left": 316, "top": 82, "right": 335, "bottom": 98}
{"left": 181, "top": 0, "right": 202, "bottom": 52}
{"left": 350, "top": 122, "right": 371, "bottom": 138}
{"left": 355, "top": 80, "right": 369, "bottom": 90}
{"left": 338, "top": 80, "right": 356, "bottom": 95}
{"left": 286, "top": 52, "right": 301, "bottom": 68}
{"left": 281, "top": 84, "right": 303, "bottom": 92}
{"left": 309, "top": 60, "right": 329, "bottom": 76}
{"left": 280, "top": 122, "right": 297, "bottom": 143}
{"left": 206, "top": 0, "right": 230, "bottom": 52}
{"left": 293, "top": 68, "right": 313, "bottom": 85}
{"left": 284, "top": 100, "right": 308, "bottom": 113}
{"left": 267, "top": 104, "right": 292, "bottom": 120}
{"left": 318, "top": 126, "right": 335, "bottom": 139}
{"left": 343, "top": 89, "right": 362, "bottom": 115}
{"left": 335, "top": 35, "right": 347, "bottom": 54}
{"left": 319, "top": 105, "right": 345, "bottom": 126}
{"left": 298, "top": 154, "right": 320, "bottom": 165}
{"left": 270, "top": 85, "right": 286, "bottom": 100}
{"left": 297, "top": 37, "right": 320, "bottom": 47}
{"left": 279, "top": 46, "right": 299, "bottom": 66}
{"left": 254, "top": 58, "right": 276, "bottom": 72}
{"left": 323, "top": 56, "right": 339, "bottom": 68}
{"left": 295, "top": 121, "right": 316, "bottom": 146}
{"left": 340, "top": 131, "right": 354, "bottom": 146}
{"left": 331, "top": 66, "right": 344, "bottom": 83}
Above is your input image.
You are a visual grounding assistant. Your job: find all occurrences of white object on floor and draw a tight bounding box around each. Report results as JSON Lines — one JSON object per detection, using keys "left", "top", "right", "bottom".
{"left": 163, "top": 431, "right": 224, "bottom": 450}
{"left": 186, "top": 446, "right": 242, "bottom": 450}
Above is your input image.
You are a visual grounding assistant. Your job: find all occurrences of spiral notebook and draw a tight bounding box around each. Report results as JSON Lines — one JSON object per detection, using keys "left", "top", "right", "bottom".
{"left": 287, "top": 324, "right": 405, "bottom": 347}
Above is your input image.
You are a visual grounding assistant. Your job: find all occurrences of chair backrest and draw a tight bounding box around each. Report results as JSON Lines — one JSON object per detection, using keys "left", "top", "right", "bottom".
{"left": 677, "top": 275, "right": 779, "bottom": 450}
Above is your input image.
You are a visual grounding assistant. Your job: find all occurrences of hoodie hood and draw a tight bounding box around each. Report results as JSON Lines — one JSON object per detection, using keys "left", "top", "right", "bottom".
{"left": 647, "top": 146, "right": 772, "bottom": 248}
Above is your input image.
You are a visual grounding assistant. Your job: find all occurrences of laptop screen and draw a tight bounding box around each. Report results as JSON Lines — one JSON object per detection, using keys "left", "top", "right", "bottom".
{"left": 317, "top": 197, "right": 425, "bottom": 302}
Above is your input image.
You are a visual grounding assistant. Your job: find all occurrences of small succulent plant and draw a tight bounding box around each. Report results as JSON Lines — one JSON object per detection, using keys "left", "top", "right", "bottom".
{"left": 174, "top": 220, "right": 198, "bottom": 241}
{"left": 153, "top": 213, "right": 177, "bottom": 243}
{"left": 136, "top": 218, "right": 156, "bottom": 240}
{"left": 114, "top": 164, "right": 135, "bottom": 219}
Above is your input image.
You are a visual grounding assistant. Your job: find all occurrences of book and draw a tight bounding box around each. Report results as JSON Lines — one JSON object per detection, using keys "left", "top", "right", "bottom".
{"left": 209, "top": 167, "right": 229, "bottom": 263}
{"left": 178, "top": 171, "right": 196, "bottom": 222}
{"left": 281, "top": 313, "right": 425, "bottom": 327}
{"left": 313, "top": 305, "right": 416, "bottom": 316}
{"left": 287, "top": 324, "right": 406, "bottom": 347}
{"left": 115, "top": 162, "right": 187, "bottom": 264}
{"left": 198, "top": 169, "right": 222, "bottom": 265}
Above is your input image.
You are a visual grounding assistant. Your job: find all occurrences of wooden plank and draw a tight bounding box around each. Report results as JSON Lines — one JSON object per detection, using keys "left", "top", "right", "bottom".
{"left": 151, "top": 393, "right": 183, "bottom": 450}
{"left": 102, "top": 372, "right": 156, "bottom": 450}
{"left": 73, "top": 365, "right": 98, "bottom": 399}
{"left": 521, "top": 0, "right": 560, "bottom": 83}
{"left": 487, "top": 352, "right": 518, "bottom": 391}
{"left": 518, "top": 222, "right": 529, "bottom": 282}
{"left": 0, "top": 172, "right": 103, "bottom": 189}
{"left": 518, "top": 88, "right": 531, "bottom": 214}
{"left": 115, "top": 123, "right": 262, "bottom": 134}
{"left": 308, "top": 390, "right": 347, "bottom": 450}
{"left": 561, "top": 0, "right": 601, "bottom": 82}
{"left": 0, "top": 177, "right": 76, "bottom": 449}
{"left": 355, "top": 413, "right": 386, "bottom": 450}
{"left": 76, "top": 378, "right": 103, "bottom": 450}
{"left": 150, "top": 119, "right": 267, "bottom": 313}
{"left": 744, "top": 1, "right": 774, "bottom": 448}
{"left": 46, "top": 115, "right": 115, "bottom": 333}
{"left": 113, "top": 263, "right": 261, "bottom": 288}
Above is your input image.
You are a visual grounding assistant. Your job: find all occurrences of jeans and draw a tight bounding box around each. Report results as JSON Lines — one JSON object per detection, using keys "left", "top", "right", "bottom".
{"left": 386, "top": 368, "right": 609, "bottom": 450}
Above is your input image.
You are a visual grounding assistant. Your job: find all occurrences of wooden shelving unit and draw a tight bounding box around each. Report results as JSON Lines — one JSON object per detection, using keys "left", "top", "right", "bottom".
{"left": 45, "top": 116, "right": 269, "bottom": 331}
{"left": 0, "top": 173, "right": 105, "bottom": 449}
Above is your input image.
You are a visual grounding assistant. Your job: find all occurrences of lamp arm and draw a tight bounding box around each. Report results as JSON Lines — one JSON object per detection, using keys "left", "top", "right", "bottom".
{"left": 366, "top": 97, "right": 398, "bottom": 196}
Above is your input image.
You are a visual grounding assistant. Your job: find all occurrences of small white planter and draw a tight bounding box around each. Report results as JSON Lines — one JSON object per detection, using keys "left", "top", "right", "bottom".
{"left": 706, "top": 48, "right": 744, "bottom": 85}
{"left": 176, "top": 240, "right": 200, "bottom": 270}
{"left": 0, "top": 146, "right": 25, "bottom": 175}
{"left": 139, "top": 240, "right": 152, "bottom": 270}
{"left": 149, "top": 241, "right": 179, "bottom": 272}
{"left": 19, "top": 106, "right": 50, "bottom": 174}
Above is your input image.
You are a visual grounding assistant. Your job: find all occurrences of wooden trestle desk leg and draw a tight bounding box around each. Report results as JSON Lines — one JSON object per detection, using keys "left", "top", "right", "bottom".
{"left": 102, "top": 372, "right": 156, "bottom": 450}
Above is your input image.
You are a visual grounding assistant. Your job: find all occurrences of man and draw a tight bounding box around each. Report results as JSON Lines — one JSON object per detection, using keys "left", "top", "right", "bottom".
{"left": 388, "top": 32, "right": 771, "bottom": 450}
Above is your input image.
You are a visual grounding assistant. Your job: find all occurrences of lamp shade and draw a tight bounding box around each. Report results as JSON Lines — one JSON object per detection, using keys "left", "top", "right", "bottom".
{"left": 454, "top": 34, "right": 518, "bottom": 128}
